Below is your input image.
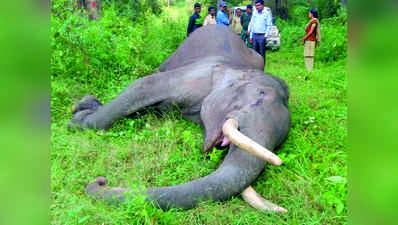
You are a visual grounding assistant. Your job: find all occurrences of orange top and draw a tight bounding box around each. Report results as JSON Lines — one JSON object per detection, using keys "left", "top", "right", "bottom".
{"left": 305, "top": 20, "right": 318, "bottom": 41}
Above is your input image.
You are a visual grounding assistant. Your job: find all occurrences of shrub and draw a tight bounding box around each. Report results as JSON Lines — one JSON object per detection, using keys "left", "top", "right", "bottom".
{"left": 51, "top": 3, "right": 186, "bottom": 95}
{"left": 316, "top": 15, "right": 347, "bottom": 62}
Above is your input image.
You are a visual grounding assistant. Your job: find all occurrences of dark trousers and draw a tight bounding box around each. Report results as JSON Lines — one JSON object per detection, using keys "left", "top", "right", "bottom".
{"left": 253, "top": 33, "right": 267, "bottom": 67}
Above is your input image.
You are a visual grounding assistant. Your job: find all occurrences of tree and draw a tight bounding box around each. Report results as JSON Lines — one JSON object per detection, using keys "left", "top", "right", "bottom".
{"left": 323, "top": 0, "right": 338, "bottom": 17}
{"left": 274, "top": 0, "right": 288, "bottom": 20}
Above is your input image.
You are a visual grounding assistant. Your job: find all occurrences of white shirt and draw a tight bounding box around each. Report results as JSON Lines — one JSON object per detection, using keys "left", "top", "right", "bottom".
{"left": 248, "top": 9, "right": 272, "bottom": 38}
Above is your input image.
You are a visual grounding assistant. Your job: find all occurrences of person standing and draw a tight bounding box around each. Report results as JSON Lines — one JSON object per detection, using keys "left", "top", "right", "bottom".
{"left": 203, "top": 6, "right": 217, "bottom": 26}
{"left": 240, "top": 5, "right": 253, "bottom": 48}
{"left": 248, "top": 0, "right": 272, "bottom": 68}
{"left": 231, "top": 8, "right": 243, "bottom": 35}
{"left": 187, "top": 3, "right": 203, "bottom": 37}
{"left": 216, "top": 2, "right": 232, "bottom": 26}
{"left": 302, "top": 8, "right": 321, "bottom": 71}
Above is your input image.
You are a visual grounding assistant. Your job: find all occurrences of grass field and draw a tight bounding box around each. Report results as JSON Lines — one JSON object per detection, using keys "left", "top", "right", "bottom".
{"left": 51, "top": 5, "right": 347, "bottom": 225}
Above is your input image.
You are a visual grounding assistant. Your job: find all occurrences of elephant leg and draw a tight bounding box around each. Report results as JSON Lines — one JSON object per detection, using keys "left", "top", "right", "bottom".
{"left": 69, "top": 64, "right": 213, "bottom": 130}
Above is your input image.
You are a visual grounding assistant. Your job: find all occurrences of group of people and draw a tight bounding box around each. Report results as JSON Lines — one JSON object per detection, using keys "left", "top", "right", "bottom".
{"left": 187, "top": 1, "right": 272, "bottom": 67}
{"left": 187, "top": 1, "right": 321, "bottom": 71}
{"left": 186, "top": 2, "right": 232, "bottom": 35}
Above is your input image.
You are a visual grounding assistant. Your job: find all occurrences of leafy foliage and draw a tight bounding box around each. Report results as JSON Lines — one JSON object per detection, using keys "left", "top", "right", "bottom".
{"left": 51, "top": 2, "right": 186, "bottom": 97}
{"left": 101, "top": 0, "right": 163, "bottom": 20}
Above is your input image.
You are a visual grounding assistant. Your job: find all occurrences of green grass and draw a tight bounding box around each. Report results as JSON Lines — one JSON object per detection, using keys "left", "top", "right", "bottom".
{"left": 51, "top": 4, "right": 347, "bottom": 224}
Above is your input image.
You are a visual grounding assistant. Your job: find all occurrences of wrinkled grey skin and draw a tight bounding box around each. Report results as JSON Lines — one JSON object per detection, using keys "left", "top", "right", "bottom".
{"left": 70, "top": 25, "right": 290, "bottom": 210}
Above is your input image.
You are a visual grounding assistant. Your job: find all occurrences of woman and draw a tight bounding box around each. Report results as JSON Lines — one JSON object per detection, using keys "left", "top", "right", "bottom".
{"left": 302, "top": 8, "right": 321, "bottom": 71}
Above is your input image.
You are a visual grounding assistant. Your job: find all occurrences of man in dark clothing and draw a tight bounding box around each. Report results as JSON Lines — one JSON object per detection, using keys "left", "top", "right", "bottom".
{"left": 240, "top": 4, "right": 253, "bottom": 48}
{"left": 187, "top": 3, "right": 203, "bottom": 37}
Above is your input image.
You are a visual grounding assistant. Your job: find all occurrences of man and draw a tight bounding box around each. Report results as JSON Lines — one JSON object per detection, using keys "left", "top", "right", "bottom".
{"left": 216, "top": 2, "right": 232, "bottom": 26}
{"left": 187, "top": 3, "right": 203, "bottom": 37}
{"left": 203, "top": 6, "right": 217, "bottom": 26}
{"left": 248, "top": 0, "right": 272, "bottom": 67}
{"left": 240, "top": 5, "right": 253, "bottom": 48}
{"left": 231, "top": 8, "right": 242, "bottom": 35}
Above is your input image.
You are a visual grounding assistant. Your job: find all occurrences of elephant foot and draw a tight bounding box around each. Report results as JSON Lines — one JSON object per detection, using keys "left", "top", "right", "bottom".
{"left": 71, "top": 95, "right": 102, "bottom": 114}
{"left": 86, "top": 177, "right": 127, "bottom": 204}
{"left": 68, "top": 109, "right": 94, "bottom": 130}
{"left": 68, "top": 96, "right": 102, "bottom": 130}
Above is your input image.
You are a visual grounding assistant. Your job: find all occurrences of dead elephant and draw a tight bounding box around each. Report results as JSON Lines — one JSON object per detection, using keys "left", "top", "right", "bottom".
{"left": 69, "top": 25, "right": 291, "bottom": 212}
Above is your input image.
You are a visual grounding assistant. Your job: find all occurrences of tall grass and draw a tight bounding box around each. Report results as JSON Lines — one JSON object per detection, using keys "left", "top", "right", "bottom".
{"left": 51, "top": 2, "right": 346, "bottom": 224}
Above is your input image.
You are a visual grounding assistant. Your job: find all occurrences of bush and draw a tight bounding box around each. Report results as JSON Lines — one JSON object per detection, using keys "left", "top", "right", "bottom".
{"left": 102, "top": 0, "right": 163, "bottom": 20}
{"left": 316, "top": 14, "right": 347, "bottom": 62}
{"left": 51, "top": 3, "right": 186, "bottom": 94}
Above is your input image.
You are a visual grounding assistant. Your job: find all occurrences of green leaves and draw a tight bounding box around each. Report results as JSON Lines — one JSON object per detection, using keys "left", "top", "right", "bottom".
{"left": 325, "top": 176, "right": 347, "bottom": 184}
{"left": 322, "top": 190, "right": 346, "bottom": 215}
{"left": 51, "top": 4, "right": 186, "bottom": 96}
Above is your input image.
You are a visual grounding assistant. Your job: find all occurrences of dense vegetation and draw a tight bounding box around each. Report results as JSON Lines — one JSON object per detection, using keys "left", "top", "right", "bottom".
{"left": 51, "top": 0, "right": 346, "bottom": 224}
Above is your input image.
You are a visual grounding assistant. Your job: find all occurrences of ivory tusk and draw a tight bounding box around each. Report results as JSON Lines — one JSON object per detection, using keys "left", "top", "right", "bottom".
{"left": 222, "top": 118, "right": 282, "bottom": 166}
{"left": 71, "top": 105, "right": 77, "bottom": 114}
{"left": 242, "top": 186, "right": 287, "bottom": 213}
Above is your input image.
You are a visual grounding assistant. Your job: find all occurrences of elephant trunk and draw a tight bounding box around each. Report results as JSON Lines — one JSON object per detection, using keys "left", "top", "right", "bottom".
{"left": 145, "top": 120, "right": 275, "bottom": 210}
{"left": 145, "top": 146, "right": 266, "bottom": 209}
{"left": 87, "top": 120, "right": 280, "bottom": 210}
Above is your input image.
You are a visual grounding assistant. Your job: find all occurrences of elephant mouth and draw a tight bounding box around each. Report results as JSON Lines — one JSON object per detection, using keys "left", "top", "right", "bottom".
{"left": 215, "top": 135, "right": 231, "bottom": 149}
{"left": 204, "top": 131, "right": 230, "bottom": 153}
{"left": 203, "top": 119, "right": 233, "bottom": 153}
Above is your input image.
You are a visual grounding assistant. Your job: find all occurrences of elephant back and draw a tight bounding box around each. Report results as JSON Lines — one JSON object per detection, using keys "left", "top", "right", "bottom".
{"left": 159, "top": 25, "right": 264, "bottom": 72}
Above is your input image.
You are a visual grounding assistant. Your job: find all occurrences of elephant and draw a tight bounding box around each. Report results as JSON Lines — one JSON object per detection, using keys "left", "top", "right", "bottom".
{"left": 69, "top": 25, "right": 291, "bottom": 212}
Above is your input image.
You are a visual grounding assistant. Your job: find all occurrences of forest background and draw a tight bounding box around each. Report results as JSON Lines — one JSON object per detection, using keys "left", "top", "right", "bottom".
{"left": 51, "top": 0, "right": 347, "bottom": 224}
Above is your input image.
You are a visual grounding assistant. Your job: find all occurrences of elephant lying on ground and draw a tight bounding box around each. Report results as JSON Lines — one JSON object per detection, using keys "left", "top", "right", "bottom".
{"left": 69, "top": 25, "right": 291, "bottom": 212}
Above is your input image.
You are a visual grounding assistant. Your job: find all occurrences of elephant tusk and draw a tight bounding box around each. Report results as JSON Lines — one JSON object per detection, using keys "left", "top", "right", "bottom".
{"left": 71, "top": 105, "right": 77, "bottom": 114}
{"left": 242, "top": 186, "right": 287, "bottom": 213}
{"left": 222, "top": 118, "right": 282, "bottom": 166}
